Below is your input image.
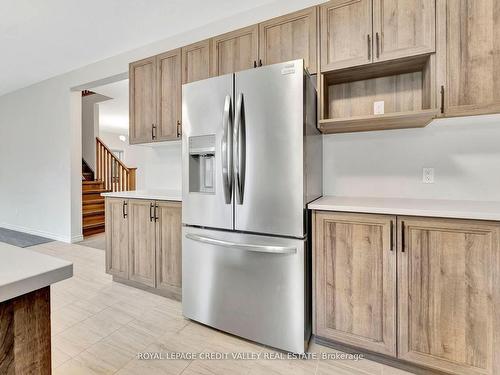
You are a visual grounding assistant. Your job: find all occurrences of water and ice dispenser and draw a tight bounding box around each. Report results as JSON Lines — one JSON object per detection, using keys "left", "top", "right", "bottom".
{"left": 188, "top": 135, "right": 216, "bottom": 194}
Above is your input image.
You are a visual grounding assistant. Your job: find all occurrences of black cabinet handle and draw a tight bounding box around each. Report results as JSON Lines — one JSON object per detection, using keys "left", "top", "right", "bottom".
{"left": 390, "top": 220, "right": 394, "bottom": 251}
{"left": 155, "top": 204, "right": 159, "bottom": 222}
{"left": 176, "top": 120, "right": 181, "bottom": 138}
{"left": 253, "top": 60, "right": 257, "bottom": 68}
{"left": 376, "top": 32, "right": 380, "bottom": 59}
{"left": 149, "top": 202, "right": 154, "bottom": 222}
{"left": 152, "top": 123, "right": 157, "bottom": 140}
{"left": 259, "top": 59, "right": 262, "bottom": 67}
{"left": 122, "top": 201, "right": 128, "bottom": 219}
{"left": 440, "top": 85, "right": 445, "bottom": 114}
{"left": 367, "top": 34, "right": 371, "bottom": 60}
{"left": 401, "top": 221, "right": 405, "bottom": 252}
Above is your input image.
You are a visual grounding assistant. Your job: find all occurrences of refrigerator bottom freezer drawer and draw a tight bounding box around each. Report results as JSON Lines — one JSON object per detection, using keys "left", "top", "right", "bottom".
{"left": 182, "top": 227, "right": 311, "bottom": 354}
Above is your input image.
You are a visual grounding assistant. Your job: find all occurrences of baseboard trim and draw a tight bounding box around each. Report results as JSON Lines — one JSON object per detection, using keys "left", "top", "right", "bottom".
{"left": 314, "top": 336, "right": 448, "bottom": 375}
{"left": 0, "top": 222, "right": 72, "bottom": 243}
{"left": 71, "top": 235, "right": 84, "bottom": 243}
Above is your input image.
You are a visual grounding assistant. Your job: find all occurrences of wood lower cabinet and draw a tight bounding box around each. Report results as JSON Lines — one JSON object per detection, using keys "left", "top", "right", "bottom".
{"left": 314, "top": 211, "right": 397, "bottom": 356}
{"left": 155, "top": 201, "right": 182, "bottom": 297}
{"left": 129, "top": 57, "right": 156, "bottom": 144}
{"left": 259, "top": 7, "right": 317, "bottom": 73}
{"left": 128, "top": 199, "right": 156, "bottom": 287}
{"left": 372, "top": 0, "right": 435, "bottom": 62}
{"left": 438, "top": 0, "right": 500, "bottom": 117}
{"left": 211, "top": 25, "right": 259, "bottom": 76}
{"left": 398, "top": 217, "right": 500, "bottom": 375}
{"left": 105, "top": 198, "right": 129, "bottom": 278}
{"left": 105, "top": 198, "right": 182, "bottom": 299}
{"left": 182, "top": 39, "right": 211, "bottom": 84}
{"left": 314, "top": 211, "right": 500, "bottom": 375}
{"left": 156, "top": 49, "right": 182, "bottom": 141}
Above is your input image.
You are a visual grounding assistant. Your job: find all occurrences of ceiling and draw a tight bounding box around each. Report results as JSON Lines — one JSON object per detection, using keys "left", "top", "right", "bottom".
{"left": 0, "top": 0, "right": 276, "bottom": 96}
{"left": 93, "top": 79, "right": 129, "bottom": 134}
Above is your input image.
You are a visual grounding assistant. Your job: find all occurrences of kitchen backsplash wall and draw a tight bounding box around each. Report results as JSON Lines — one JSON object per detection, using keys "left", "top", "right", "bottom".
{"left": 99, "top": 131, "right": 182, "bottom": 191}
{"left": 322, "top": 114, "right": 500, "bottom": 202}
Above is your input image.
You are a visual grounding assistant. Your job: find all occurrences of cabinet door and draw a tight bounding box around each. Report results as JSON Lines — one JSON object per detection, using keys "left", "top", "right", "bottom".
{"left": 155, "top": 201, "right": 182, "bottom": 297}
{"left": 441, "top": 0, "right": 500, "bottom": 117}
{"left": 372, "top": 0, "right": 435, "bottom": 62}
{"left": 105, "top": 198, "right": 129, "bottom": 278}
{"left": 314, "top": 211, "right": 397, "bottom": 356}
{"left": 259, "top": 7, "right": 317, "bottom": 74}
{"left": 398, "top": 217, "right": 500, "bottom": 375}
{"left": 129, "top": 57, "right": 156, "bottom": 144}
{"left": 211, "top": 25, "right": 258, "bottom": 76}
{"left": 128, "top": 199, "right": 156, "bottom": 287}
{"left": 182, "top": 39, "right": 211, "bottom": 84}
{"left": 156, "top": 49, "right": 182, "bottom": 141}
{"left": 320, "top": 0, "right": 373, "bottom": 72}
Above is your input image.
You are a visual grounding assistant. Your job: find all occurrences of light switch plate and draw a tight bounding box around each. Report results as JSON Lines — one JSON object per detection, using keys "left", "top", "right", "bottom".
{"left": 422, "top": 168, "right": 435, "bottom": 183}
{"left": 374, "top": 101, "right": 385, "bottom": 115}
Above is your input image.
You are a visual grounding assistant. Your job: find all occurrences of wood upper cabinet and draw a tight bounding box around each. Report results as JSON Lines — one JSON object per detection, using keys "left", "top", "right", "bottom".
{"left": 372, "top": 0, "right": 435, "bottom": 62}
{"left": 182, "top": 39, "right": 212, "bottom": 84}
{"left": 438, "top": 0, "right": 500, "bottom": 117}
{"left": 156, "top": 49, "right": 182, "bottom": 141}
{"left": 155, "top": 201, "right": 182, "bottom": 297}
{"left": 314, "top": 211, "right": 397, "bottom": 356}
{"left": 259, "top": 7, "right": 318, "bottom": 74}
{"left": 398, "top": 217, "right": 500, "bottom": 375}
{"left": 320, "top": 0, "right": 436, "bottom": 72}
{"left": 105, "top": 198, "right": 129, "bottom": 278}
{"left": 128, "top": 199, "right": 156, "bottom": 287}
{"left": 320, "top": 0, "right": 373, "bottom": 71}
{"left": 129, "top": 57, "right": 156, "bottom": 144}
{"left": 211, "top": 25, "right": 259, "bottom": 76}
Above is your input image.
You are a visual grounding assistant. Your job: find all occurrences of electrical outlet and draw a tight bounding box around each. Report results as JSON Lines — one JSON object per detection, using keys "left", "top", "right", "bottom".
{"left": 422, "top": 168, "right": 434, "bottom": 183}
{"left": 374, "top": 101, "right": 385, "bottom": 115}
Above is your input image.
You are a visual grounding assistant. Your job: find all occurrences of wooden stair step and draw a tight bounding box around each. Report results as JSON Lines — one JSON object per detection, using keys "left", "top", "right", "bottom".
{"left": 82, "top": 191, "right": 110, "bottom": 200}
{"left": 83, "top": 209, "right": 105, "bottom": 217}
{"left": 83, "top": 203, "right": 104, "bottom": 212}
{"left": 82, "top": 189, "right": 110, "bottom": 194}
{"left": 83, "top": 218, "right": 105, "bottom": 228}
{"left": 82, "top": 221, "right": 105, "bottom": 236}
{"left": 83, "top": 198, "right": 104, "bottom": 205}
{"left": 82, "top": 181, "right": 104, "bottom": 191}
{"left": 83, "top": 225, "right": 105, "bottom": 236}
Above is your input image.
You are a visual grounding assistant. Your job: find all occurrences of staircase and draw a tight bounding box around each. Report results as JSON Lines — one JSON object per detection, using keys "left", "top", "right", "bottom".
{"left": 82, "top": 180, "right": 109, "bottom": 236}
{"left": 81, "top": 138, "right": 136, "bottom": 237}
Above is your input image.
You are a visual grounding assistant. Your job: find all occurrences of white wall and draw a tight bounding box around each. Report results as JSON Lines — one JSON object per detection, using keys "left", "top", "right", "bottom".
{"left": 0, "top": 0, "right": 321, "bottom": 242}
{"left": 323, "top": 114, "right": 500, "bottom": 202}
{"left": 98, "top": 131, "right": 182, "bottom": 191}
{"left": 82, "top": 94, "right": 109, "bottom": 171}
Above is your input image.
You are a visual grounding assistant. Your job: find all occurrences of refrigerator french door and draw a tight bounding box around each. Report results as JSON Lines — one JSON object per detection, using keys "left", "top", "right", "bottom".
{"left": 181, "top": 60, "right": 321, "bottom": 354}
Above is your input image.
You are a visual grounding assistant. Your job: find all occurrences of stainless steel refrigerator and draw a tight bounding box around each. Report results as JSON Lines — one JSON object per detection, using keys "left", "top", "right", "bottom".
{"left": 181, "top": 60, "right": 322, "bottom": 353}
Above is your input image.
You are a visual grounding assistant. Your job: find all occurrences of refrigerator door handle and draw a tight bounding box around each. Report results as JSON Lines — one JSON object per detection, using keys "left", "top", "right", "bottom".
{"left": 185, "top": 233, "right": 297, "bottom": 254}
{"left": 222, "top": 94, "right": 233, "bottom": 204}
{"left": 233, "top": 92, "right": 244, "bottom": 205}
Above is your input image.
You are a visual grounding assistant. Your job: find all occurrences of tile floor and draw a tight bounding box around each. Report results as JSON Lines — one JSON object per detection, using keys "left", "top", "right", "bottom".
{"left": 77, "top": 233, "right": 106, "bottom": 251}
{"left": 29, "top": 241, "right": 414, "bottom": 375}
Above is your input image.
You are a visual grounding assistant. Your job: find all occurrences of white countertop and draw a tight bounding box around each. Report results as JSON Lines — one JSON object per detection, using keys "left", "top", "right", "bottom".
{"left": 308, "top": 196, "right": 500, "bottom": 221}
{"left": 102, "top": 189, "right": 182, "bottom": 201}
{"left": 0, "top": 243, "right": 73, "bottom": 302}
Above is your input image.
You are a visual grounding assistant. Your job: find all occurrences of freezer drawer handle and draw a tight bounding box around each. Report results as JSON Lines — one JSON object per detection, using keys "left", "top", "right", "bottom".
{"left": 222, "top": 95, "right": 233, "bottom": 204}
{"left": 185, "top": 233, "right": 297, "bottom": 254}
